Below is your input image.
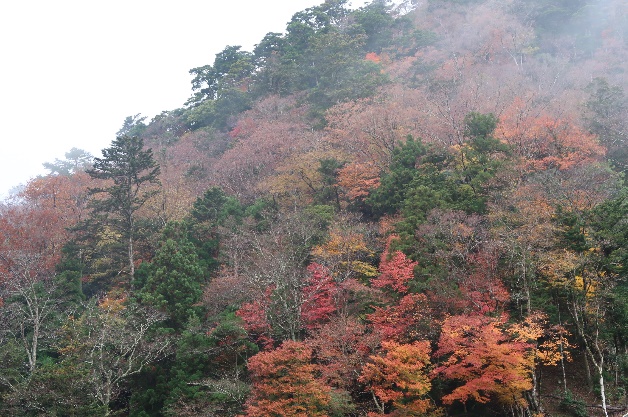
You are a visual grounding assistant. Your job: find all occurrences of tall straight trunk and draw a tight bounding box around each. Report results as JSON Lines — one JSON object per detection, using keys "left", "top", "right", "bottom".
{"left": 571, "top": 300, "right": 608, "bottom": 417}
{"left": 588, "top": 352, "right": 609, "bottom": 417}
{"left": 583, "top": 348, "right": 593, "bottom": 388}
{"left": 128, "top": 234, "right": 134, "bottom": 279}
{"left": 522, "top": 249, "right": 532, "bottom": 315}
{"left": 24, "top": 317, "right": 39, "bottom": 374}
{"left": 128, "top": 214, "right": 135, "bottom": 281}
{"left": 529, "top": 372, "right": 541, "bottom": 413}
{"left": 558, "top": 309, "right": 568, "bottom": 393}
{"left": 599, "top": 368, "right": 608, "bottom": 417}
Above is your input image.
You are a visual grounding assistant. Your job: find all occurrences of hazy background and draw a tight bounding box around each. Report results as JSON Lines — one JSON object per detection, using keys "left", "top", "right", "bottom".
{"left": 0, "top": 0, "right": 368, "bottom": 199}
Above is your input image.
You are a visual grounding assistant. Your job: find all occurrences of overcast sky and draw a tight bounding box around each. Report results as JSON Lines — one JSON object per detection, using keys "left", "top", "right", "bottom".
{"left": 0, "top": 0, "right": 368, "bottom": 199}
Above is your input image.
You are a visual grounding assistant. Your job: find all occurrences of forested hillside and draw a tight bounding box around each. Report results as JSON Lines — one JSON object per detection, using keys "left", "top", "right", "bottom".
{"left": 1, "top": 0, "right": 627, "bottom": 416}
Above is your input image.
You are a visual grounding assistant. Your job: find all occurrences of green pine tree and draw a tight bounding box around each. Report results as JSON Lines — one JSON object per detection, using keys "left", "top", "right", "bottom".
{"left": 86, "top": 135, "right": 160, "bottom": 281}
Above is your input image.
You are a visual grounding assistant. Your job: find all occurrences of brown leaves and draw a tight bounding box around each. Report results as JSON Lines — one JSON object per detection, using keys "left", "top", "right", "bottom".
{"left": 497, "top": 103, "right": 606, "bottom": 172}
{"left": 213, "top": 96, "right": 321, "bottom": 202}
{"left": 337, "top": 162, "right": 381, "bottom": 200}
{"left": 308, "top": 317, "right": 379, "bottom": 390}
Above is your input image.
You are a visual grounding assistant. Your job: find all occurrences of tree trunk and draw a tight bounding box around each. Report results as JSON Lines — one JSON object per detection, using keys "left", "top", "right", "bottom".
{"left": 595, "top": 356, "right": 609, "bottom": 417}
{"left": 583, "top": 344, "right": 593, "bottom": 388}
{"left": 528, "top": 372, "right": 542, "bottom": 413}
{"left": 370, "top": 389, "right": 385, "bottom": 414}
{"left": 128, "top": 234, "right": 134, "bottom": 279}
{"left": 572, "top": 300, "right": 609, "bottom": 417}
{"left": 558, "top": 309, "right": 568, "bottom": 393}
{"left": 128, "top": 214, "right": 135, "bottom": 282}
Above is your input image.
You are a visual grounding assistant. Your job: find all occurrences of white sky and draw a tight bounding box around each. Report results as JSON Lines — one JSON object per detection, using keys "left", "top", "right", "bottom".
{"left": 0, "top": 0, "right": 368, "bottom": 199}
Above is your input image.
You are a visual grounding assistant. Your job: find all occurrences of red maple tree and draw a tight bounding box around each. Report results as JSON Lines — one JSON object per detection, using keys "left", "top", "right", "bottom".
{"left": 371, "top": 236, "right": 417, "bottom": 294}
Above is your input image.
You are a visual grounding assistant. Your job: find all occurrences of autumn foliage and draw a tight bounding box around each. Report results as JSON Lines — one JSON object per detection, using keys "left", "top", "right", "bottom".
{"left": 434, "top": 314, "right": 533, "bottom": 406}
{"left": 2, "top": 0, "right": 627, "bottom": 415}
{"left": 360, "top": 341, "right": 435, "bottom": 416}
{"left": 368, "top": 293, "right": 431, "bottom": 343}
{"left": 242, "top": 340, "right": 332, "bottom": 417}
{"left": 370, "top": 236, "right": 417, "bottom": 294}
{"left": 497, "top": 102, "right": 606, "bottom": 172}
{"left": 236, "top": 287, "right": 275, "bottom": 350}
{"left": 301, "top": 263, "right": 338, "bottom": 330}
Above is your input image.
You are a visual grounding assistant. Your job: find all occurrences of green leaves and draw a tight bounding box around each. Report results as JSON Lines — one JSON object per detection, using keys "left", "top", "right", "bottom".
{"left": 88, "top": 135, "right": 160, "bottom": 219}
{"left": 367, "top": 113, "right": 508, "bottom": 241}
{"left": 137, "top": 236, "right": 204, "bottom": 330}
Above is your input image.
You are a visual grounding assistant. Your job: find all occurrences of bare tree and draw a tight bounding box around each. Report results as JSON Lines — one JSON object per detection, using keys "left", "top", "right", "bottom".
{"left": 60, "top": 301, "right": 171, "bottom": 416}
{"left": 221, "top": 209, "right": 326, "bottom": 342}
{"left": 0, "top": 252, "right": 59, "bottom": 382}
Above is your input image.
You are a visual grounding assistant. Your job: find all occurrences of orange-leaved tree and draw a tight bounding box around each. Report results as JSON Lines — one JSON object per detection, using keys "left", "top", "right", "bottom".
{"left": 360, "top": 340, "right": 438, "bottom": 416}
{"left": 508, "top": 311, "right": 574, "bottom": 410}
{"left": 336, "top": 161, "right": 381, "bottom": 202}
{"left": 241, "top": 340, "right": 332, "bottom": 417}
{"left": 496, "top": 101, "right": 605, "bottom": 172}
{"left": 434, "top": 314, "right": 533, "bottom": 410}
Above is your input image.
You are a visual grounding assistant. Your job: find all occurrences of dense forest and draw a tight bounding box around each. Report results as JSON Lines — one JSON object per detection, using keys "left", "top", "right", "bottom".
{"left": 1, "top": 0, "right": 627, "bottom": 416}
